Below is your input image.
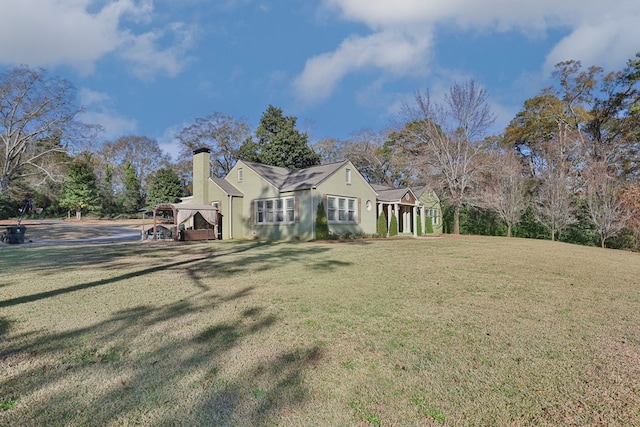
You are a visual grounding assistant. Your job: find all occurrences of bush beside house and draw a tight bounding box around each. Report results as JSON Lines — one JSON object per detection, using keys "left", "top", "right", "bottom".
{"left": 377, "top": 211, "right": 388, "bottom": 238}
{"left": 389, "top": 212, "right": 398, "bottom": 237}
{"left": 315, "top": 201, "right": 329, "bottom": 240}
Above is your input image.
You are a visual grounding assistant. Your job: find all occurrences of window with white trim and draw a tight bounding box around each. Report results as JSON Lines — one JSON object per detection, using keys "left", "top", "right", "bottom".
{"left": 346, "top": 168, "right": 352, "bottom": 184}
{"left": 255, "top": 197, "right": 295, "bottom": 224}
{"left": 327, "top": 195, "right": 357, "bottom": 223}
{"left": 237, "top": 168, "right": 243, "bottom": 183}
{"left": 428, "top": 208, "right": 439, "bottom": 225}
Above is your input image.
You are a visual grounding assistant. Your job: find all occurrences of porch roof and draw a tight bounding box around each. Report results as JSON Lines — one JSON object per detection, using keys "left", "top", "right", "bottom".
{"left": 372, "top": 185, "right": 419, "bottom": 204}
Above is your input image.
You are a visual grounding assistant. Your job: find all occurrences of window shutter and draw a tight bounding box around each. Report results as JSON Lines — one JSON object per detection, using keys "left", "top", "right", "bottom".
{"left": 250, "top": 200, "right": 254, "bottom": 225}
{"left": 295, "top": 196, "right": 299, "bottom": 224}
{"left": 358, "top": 198, "right": 361, "bottom": 224}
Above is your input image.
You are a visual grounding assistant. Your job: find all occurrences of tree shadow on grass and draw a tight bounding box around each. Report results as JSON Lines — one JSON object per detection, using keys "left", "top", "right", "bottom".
{"left": 1, "top": 241, "right": 352, "bottom": 308}
{"left": 0, "top": 241, "right": 349, "bottom": 425}
{"left": 0, "top": 292, "right": 324, "bottom": 426}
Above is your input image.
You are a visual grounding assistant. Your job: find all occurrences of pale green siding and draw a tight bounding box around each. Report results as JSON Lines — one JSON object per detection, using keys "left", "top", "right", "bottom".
{"left": 316, "top": 165, "right": 378, "bottom": 237}
{"left": 223, "top": 160, "right": 377, "bottom": 240}
{"left": 418, "top": 189, "right": 443, "bottom": 234}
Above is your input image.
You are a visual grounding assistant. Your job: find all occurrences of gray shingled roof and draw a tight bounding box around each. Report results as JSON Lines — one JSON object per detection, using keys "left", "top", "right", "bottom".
{"left": 376, "top": 187, "right": 412, "bottom": 202}
{"left": 371, "top": 183, "right": 419, "bottom": 202}
{"left": 242, "top": 161, "right": 291, "bottom": 188}
{"left": 211, "top": 177, "right": 243, "bottom": 197}
{"left": 281, "top": 161, "right": 350, "bottom": 191}
{"left": 241, "top": 160, "right": 350, "bottom": 192}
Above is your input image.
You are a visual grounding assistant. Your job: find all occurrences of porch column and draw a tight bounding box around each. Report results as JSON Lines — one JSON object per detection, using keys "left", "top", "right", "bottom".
{"left": 394, "top": 204, "right": 400, "bottom": 234}
{"left": 404, "top": 209, "right": 410, "bottom": 233}
{"left": 412, "top": 206, "right": 417, "bottom": 237}
{"left": 387, "top": 204, "right": 392, "bottom": 235}
{"left": 421, "top": 206, "right": 426, "bottom": 234}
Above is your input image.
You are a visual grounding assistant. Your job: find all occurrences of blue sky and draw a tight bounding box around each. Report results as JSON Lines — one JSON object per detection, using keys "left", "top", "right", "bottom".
{"left": 1, "top": 0, "right": 638, "bottom": 160}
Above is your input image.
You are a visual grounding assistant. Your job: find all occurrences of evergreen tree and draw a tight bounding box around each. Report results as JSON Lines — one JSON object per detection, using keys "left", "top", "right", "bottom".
{"left": 100, "top": 163, "right": 117, "bottom": 215}
{"left": 120, "top": 161, "right": 143, "bottom": 214}
{"left": 416, "top": 215, "right": 423, "bottom": 236}
{"left": 425, "top": 216, "right": 434, "bottom": 234}
{"left": 377, "top": 211, "right": 388, "bottom": 237}
{"left": 238, "top": 105, "right": 320, "bottom": 169}
{"left": 59, "top": 154, "right": 101, "bottom": 220}
{"left": 146, "top": 168, "right": 184, "bottom": 208}
{"left": 389, "top": 212, "right": 398, "bottom": 237}
{"left": 315, "top": 200, "right": 329, "bottom": 240}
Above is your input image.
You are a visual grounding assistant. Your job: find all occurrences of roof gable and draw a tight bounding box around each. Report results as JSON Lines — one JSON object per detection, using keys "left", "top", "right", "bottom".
{"left": 239, "top": 161, "right": 290, "bottom": 188}
{"left": 230, "top": 160, "right": 361, "bottom": 192}
{"left": 281, "top": 160, "right": 350, "bottom": 191}
{"left": 374, "top": 184, "right": 419, "bottom": 203}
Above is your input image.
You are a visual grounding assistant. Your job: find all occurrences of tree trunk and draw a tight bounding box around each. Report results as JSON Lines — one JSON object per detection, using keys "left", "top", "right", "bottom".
{"left": 601, "top": 237, "right": 606, "bottom": 249}
{"left": 76, "top": 209, "right": 82, "bottom": 221}
{"left": 453, "top": 204, "right": 460, "bottom": 235}
{"left": 0, "top": 175, "right": 9, "bottom": 195}
{"left": 507, "top": 223, "right": 512, "bottom": 238}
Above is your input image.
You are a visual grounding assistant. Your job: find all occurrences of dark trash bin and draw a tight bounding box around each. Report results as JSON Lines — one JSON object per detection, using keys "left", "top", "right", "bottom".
{"left": 4, "top": 226, "right": 26, "bottom": 244}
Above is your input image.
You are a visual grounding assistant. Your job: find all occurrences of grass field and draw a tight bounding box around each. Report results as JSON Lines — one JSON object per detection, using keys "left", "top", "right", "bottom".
{"left": 1, "top": 232, "right": 639, "bottom": 426}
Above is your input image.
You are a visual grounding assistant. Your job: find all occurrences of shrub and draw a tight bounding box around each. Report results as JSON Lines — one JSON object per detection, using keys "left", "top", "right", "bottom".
{"left": 377, "top": 211, "right": 387, "bottom": 238}
{"left": 417, "top": 215, "right": 423, "bottom": 236}
{"left": 389, "top": 212, "right": 398, "bottom": 237}
{"left": 315, "top": 201, "right": 329, "bottom": 240}
{"left": 425, "top": 216, "right": 434, "bottom": 234}
{"left": 0, "top": 195, "right": 16, "bottom": 220}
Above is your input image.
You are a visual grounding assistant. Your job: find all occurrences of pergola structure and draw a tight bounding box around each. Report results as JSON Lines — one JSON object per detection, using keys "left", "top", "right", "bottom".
{"left": 151, "top": 203, "right": 219, "bottom": 241}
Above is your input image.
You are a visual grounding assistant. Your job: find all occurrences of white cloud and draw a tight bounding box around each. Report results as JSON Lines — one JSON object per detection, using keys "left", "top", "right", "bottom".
{"left": 157, "top": 125, "right": 183, "bottom": 161}
{"left": 544, "top": 2, "right": 640, "bottom": 72}
{"left": 0, "top": 0, "right": 194, "bottom": 78}
{"left": 293, "top": 30, "right": 432, "bottom": 103}
{"left": 295, "top": 0, "right": 640, "bottom": 102}
{"left": 119, "top": 22, "right": 196, "bottom": 79}
{"left": 77, "top": 88, "right": 137, "bottom": 139}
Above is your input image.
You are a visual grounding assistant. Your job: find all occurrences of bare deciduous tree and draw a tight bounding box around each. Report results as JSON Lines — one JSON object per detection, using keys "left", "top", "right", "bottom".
{"left": 583, "top": 162, "right": 630, "bottom": 248}
{"left": 535, "top": 166, "right": 576, "bottom": 242}
{"left": 98, "top": 135, "right": 170, "bottom": 194}
{"left": 0, "top": 66, "right": 98, "bottom": 195}
{"left": 474, "top": 150, "right": 527, "bottom": 237}
{"left": 176, "top": 112, "right": 252, "bottom": 178}
{"left": 399, "top": 80, "right": 496, "bottom": 234}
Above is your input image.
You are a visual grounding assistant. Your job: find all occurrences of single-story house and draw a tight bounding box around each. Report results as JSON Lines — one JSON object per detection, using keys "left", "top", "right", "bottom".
{"left": 174, "top": 148, "right": 442, "bottom": 240}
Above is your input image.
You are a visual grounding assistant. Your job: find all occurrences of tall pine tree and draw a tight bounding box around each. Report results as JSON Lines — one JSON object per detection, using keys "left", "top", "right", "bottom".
{"left": 238, "top": 105, "right": 320, "bottom": 169}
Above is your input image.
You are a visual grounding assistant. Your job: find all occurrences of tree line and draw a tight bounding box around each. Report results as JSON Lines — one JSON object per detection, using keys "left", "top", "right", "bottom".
{"left": 1, "top": 54, "right": 639, "bottom": 248}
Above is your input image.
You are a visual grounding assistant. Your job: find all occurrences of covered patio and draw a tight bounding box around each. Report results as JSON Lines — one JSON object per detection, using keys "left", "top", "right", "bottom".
{"left": 151, "top": 203, "right": 220, "bottom": 241}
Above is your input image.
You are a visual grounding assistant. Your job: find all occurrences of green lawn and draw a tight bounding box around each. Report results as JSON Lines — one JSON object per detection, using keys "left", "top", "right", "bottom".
{"left": 1, "top": 236, "right": 639, "bottom": 426}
